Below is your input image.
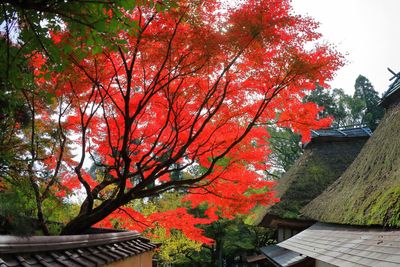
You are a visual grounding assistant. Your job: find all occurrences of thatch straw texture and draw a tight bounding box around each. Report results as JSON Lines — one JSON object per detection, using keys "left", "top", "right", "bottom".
{"left": 302, "top": 104, "right": 400, "bottom": 227}
{"left": 255, "top": 137, "right": 367, "bottom": 225}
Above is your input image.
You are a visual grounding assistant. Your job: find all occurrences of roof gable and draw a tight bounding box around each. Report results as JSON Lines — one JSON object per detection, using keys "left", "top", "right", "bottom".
{"left": 380, "top": 69, "right": 400, "bottom": 108}
{"left": 256, "top": 127, "right": 369, "bottom": 225}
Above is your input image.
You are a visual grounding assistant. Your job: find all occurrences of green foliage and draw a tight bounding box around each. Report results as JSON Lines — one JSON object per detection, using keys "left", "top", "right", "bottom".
{"left": 0, "top": 38, "right": 32, "bottom": 172}
{"left": 153, "top": 229, "right": 203, "bottom": 265}
{"left": 186, "top": 218, "right": 274, "bottom": 266}
{"left": 129, "top": 193, "right": 204, "bottom": 265}
{"left": 305, "top": 86, "right": 345, "bottom": 123}
{"left": 1, "top": 0, "right": 174, "bottom": 67}
{"left": 0, "top": 182, "right": 37, "bottom": 235}
{"left": 128, "top": 192, "right": 274, "bottom": 266}
{"left": 305, "top": 79, "right": 384, "bottom": 130}
{"left": 354, "top": 75, "right": 384, "bottom": 130}
{"left": 305, "top": 86, "right": 358, "bottom": 127}
{"left": 267, "top": 127, "right": 302, "bottom": 173}
{"left": 0, "top": 179, "right": 77, "bottom": 235}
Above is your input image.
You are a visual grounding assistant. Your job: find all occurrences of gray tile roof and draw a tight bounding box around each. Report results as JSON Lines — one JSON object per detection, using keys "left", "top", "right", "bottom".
{"left": 260, "top": 245, "right": 306, "bottom": 267}
{"left": 0, "top": 231, "right": 158, "bottom": 267}
{"left": 311, "top": 127, "right": 372, "bottom": 139}
{"left": 304, "top": 126, "right": 372, "bottom": 149}
{"left": 278, "top": 223, "right": 400, "bottom": 267}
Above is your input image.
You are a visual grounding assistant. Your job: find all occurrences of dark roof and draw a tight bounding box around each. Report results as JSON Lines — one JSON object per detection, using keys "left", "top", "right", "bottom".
{"left": 260, "top": 245, "right": 306, "bottom": 267}
{"left": 304, "top": 126, "right": 371, "bottom": 148}
{"left": 311, "top": 127, "right": 372, "bottom": 138}
{"left": 0, "top": 231, "right": 159, "bottom": 267}
{"left": 246, "top": 254, "right": 267, "bottom": 263}
{"left": 301, "top": 104, "right": 400, "bottom": 227}
{"left": 259, "top": 214, "right": 314, "bottom": 230}
{"left": 380, "top": 70, "right": 400, "bottom": 108}
{"left": 279, "top": 222, "right": 400, "bottom": 267}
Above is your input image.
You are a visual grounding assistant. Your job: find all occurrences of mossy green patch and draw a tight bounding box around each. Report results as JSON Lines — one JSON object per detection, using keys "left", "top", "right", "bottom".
{"left": 302, "top": 105, "right": 400, "bottom": 227}
{"left": 348, "top": 184, "right": 400, "bottom": 226}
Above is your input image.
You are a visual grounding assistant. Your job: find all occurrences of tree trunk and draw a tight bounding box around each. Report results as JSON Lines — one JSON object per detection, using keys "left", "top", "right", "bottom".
{"left": 60, "top": 199, "right": 124, "bottom": 235}
{"left": 60, "top": 215, "right": 98, "bottom": 235}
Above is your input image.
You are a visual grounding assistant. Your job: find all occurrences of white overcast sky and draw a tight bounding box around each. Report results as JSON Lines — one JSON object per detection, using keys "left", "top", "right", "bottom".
{"left": 291, "top": 0, "right": 400, "bottom": 95}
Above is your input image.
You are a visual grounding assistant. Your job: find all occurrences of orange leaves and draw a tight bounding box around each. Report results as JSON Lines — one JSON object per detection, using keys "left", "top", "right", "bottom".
{"left": 50, "top": 31, "right": 63, "bottom": 44}
{"left": 95, "top": 207, "right": 214, "bottom": 244}
{"left": 30, "top": 52, "right": 46, "bottom": 70}
{"left": 149, "top": 208, "right": 214, "bottom": 244}
{"left": 182, "top": 159, "right": 278, "bottom": 223}
{"left": 278, "top": 100, "right": 333, "bottom": 142}
{"left": 30, "top": 52, "right": 49, "bottom": 84}
{"left": 60, "top": 172, "right": 82, "bottom": 193}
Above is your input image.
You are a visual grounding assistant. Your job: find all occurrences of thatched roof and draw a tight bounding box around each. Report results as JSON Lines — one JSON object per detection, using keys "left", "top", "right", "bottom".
{"left": 302, "top": 104, "right": 400, "bottom": 227}
{"left": 380, "top": 70, "right": 400, "bottom": 108}
{"left": 256, "top": 130, "right": 369, "bottom": 225}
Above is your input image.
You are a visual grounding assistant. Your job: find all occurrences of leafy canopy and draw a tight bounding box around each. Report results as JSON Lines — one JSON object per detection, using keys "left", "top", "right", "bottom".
{"left": 0, "top": 0, "right": 342, "bottom": 240}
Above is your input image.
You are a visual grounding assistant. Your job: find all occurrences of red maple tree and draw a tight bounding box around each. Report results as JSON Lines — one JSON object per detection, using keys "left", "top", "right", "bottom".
{"left": 21, "top": 0, "right": 341, "bottom": 239}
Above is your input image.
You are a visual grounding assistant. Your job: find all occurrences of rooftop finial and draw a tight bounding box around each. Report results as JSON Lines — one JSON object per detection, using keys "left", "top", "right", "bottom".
{"left": 388, "top": 67, "right": 400, "bottom": 81}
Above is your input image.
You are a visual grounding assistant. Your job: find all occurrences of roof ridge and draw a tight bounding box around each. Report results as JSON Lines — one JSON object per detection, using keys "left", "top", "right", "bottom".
{"left": 0, "top": 231, "right": 142, "bottom": 253}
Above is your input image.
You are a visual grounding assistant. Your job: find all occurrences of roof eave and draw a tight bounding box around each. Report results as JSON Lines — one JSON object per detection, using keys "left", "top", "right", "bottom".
{"left": 0, "top": 231, "right": 144, "bottom": 253}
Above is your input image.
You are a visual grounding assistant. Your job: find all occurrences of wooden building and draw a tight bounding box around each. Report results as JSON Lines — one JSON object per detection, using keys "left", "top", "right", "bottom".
{"left": 302, "top": 72, "right": 400, "bottom": 227}
{"left": 273, "top": 71, "right": 400, "bottom": 266}
{"left": 257, "top": 127, "right": 371, "bottom": 234}
{"left": 254, "top": 126, "right": 371, "bottom": 266}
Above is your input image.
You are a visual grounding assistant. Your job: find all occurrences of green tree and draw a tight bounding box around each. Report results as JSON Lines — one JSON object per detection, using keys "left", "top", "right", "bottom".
{"left": 185, "top": 217, "right": 273, "bottom": 267}
{"left": 267, "top": 127, "right": 302, "bottom": 174}
{"left": 334, "top": 88, "right": 364, "bottom": 127}
{"left": 304, "top": 86, "right": 360, "bottom": 127}
{"left": 126, "top": 192, "right": 204, "bottom": 265}
{"left": 354, "top": 75, "right": 384, "bottom": 130}
{"left": 0, "top": 179, "right": 78, "bottom": 235}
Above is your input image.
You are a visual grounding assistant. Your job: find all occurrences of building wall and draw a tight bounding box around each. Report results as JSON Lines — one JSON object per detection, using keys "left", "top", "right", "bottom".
{"left": 277, "top": 228, "right": 300, "bottom": 242}
{"left": 105, "top": 251, "right": 154, "bottom": 267}
{"left": 315, "top": 260, "right": 337, "bottom": 267}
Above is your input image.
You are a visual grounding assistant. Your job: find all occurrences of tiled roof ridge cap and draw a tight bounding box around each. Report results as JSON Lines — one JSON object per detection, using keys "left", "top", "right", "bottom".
{"left": 0, "top": 230, "right": 143, "bottom": 253}
{"left": 311, "top": 222, "right": 400, "bottom": 232}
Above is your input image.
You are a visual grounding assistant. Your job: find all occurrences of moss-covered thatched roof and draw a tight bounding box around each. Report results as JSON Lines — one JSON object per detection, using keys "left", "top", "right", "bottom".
{"left": 256, "top": 135, "right": 368, "bottom": 225}
{"left": 302, "top": 104, "right": 400, "bottom": 227}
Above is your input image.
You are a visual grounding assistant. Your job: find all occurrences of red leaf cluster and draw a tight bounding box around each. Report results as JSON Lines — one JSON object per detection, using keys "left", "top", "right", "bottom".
{"left": 29, "top": 0, "right": 343, "bottom": 238}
